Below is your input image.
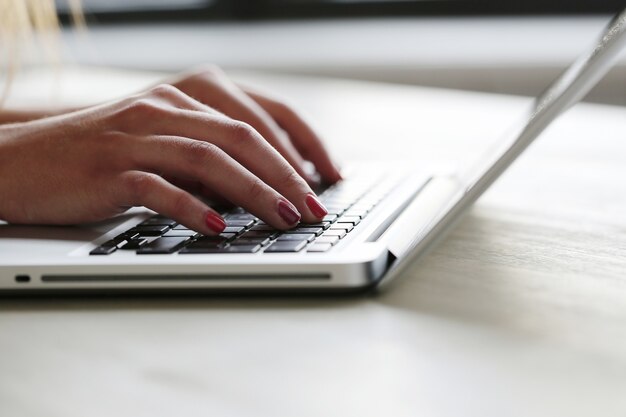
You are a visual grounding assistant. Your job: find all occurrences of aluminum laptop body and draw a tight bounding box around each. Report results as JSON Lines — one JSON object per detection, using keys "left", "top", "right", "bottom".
{"left": 1, "top": 9, "right": 624, "bottom": 294}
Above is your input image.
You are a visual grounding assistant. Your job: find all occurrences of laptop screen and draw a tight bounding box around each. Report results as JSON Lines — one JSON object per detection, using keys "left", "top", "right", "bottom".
{"left": 461, "top": 9, "right": 626, "bottom": 195}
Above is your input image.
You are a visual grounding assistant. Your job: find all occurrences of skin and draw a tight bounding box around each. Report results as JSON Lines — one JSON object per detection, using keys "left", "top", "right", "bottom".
{"left": 0, "top": 67, "right": 342, "bottom": 235}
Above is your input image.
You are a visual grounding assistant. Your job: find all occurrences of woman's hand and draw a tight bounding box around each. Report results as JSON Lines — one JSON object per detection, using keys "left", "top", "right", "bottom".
{"left": 165, "top": 66, "right": 342, "bottom": 185}
{"left": 0, "top": 84, "right": 333, "bottom": 234}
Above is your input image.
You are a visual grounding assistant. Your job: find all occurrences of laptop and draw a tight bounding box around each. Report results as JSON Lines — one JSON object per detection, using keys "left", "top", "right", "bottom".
{"left": 1, "top": 9, "right": 625, "bottom": 294}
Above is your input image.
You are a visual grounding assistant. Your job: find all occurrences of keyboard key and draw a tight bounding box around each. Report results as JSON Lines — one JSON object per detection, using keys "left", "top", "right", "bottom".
{"left": 322, "top": 229, "right": 347, "bottom": 239}
{"left": 315, "top": 236, "right": 340, "bottom": 245}
{"left": 163, "top": 229, "right": 199, "bottom": 238}
{"left": 330, "top": 223, "right": 354, "bottom": 233}
{"left": 129, "top": 225, "right": 171, "bottom": 236}
{"left": 223, "top": 226, "right": 246, "bottom": 234}
{"left": 307, "top": 243, "right": 333, "bottom": 252}
{"left": 337, "top": 216, "right": 361, "bottom": 225}
{"left": 173, "top": 224, "right": 191, "bottom": 230}
{"left": 225, "top": 213, "right": 257, "bottom": 221}
{"left": 322, "top": 214, "right": 338, "bottom": 223}
{"left": 300, "top": 222, "right": 331, "bottom": 230}
{"left": 230, "top": 237, "right": 271, "bottom": 246}
{"left": 343, "top": 210, "right": 367, "bottom": 218}
{"left": 287, "top": 227, "right": 324, "bottom": 236}
{"left": 114, "top": 232, "right": 140, "bottom": 241}
{"left": 136, "top": 237, "right": 190, "bottom": 254}
{"left": 180, "top": 244, "right": 261, "bottom": 254}
{"left": 265, "top": 240, "right": 307, "bottom": 253}
{"left": 100, "top": 238, "right": 128, "bottom": 249}
{"left": 90, "top": 246, "right": 117, "bottom": 255}
{"left": 120, "top": 238, "right": 148, "bottom": 250}
{"left": 276, "top": 233, "right": 316, "bottom": 243}
{"left": 139, "top": 216, "right": 177, "bottom": 227}
{"left": 193, "top": 235, "right": 230, "bottom": 244}
{"left": 240, "top": 230, "right": 278, "bottom": 239}
{"left": 250, "top": 224, "right": 276, "bottom": 232}
{"left": 226, "top": 220, "right": 255, "bottom": 228}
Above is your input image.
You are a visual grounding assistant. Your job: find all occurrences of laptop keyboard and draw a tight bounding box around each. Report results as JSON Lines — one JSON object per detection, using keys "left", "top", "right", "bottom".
{"left": 90, "top": 174, "right": 398, "bottom": 256}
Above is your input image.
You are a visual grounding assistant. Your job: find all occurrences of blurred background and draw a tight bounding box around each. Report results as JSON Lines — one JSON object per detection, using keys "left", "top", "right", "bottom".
{"left": 57, "top": 0, "right": 626, "bottom": 105}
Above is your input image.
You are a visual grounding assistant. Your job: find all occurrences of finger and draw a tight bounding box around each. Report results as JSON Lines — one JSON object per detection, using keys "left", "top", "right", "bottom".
{"left": 242, "top": 85, "right": 343, "bottom": 184}
{"left": 119, "top": 171, "right": 226, "bottom": 235}
{"left": 142, "top": 111, "right": 328, "bottom": 223}
{"left": 179, "top": 70, "right": 315, "bottom": 183}
{"left": 131, "top": 136, "right": 304, "bottom": 229}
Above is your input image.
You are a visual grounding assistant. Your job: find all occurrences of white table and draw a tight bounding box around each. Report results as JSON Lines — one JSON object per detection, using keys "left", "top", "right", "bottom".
{"left": 2, "top": 68, "right": 626, "bottom": 417}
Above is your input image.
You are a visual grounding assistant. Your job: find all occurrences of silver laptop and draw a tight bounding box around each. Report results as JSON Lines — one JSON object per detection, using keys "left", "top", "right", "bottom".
{"left": 1, "top": 10, "right": 625, "bottom": 294}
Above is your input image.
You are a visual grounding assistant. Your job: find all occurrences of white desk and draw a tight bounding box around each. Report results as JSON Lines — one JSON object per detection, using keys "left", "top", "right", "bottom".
{"left": 2, "top": 69, "right": 626, "bottom": 417}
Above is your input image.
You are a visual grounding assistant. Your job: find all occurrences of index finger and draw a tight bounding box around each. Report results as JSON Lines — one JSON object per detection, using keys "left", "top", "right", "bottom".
{"left": 241, "top": 86, "right": 343, "bottom": 184}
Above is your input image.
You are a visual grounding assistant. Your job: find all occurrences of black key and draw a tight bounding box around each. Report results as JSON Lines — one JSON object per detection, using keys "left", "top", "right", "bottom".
{"left": 276, "top": 233, "right": 315, "bottom": 243}
{"left": 223, "top": 226, "right": 246, "bottom": 234}
{"left": 225, "top": 219, "right": 255, "bottom": 227}
{"left": 250, "top": 224, "right": 277, "bottom": 232}
{"left": 136, "top": 237, "right": 190, "bottom": 254}
{"left": 225, "top": 213, "right": 257, "bottom": 221}
{"left": 182, "top": 240, "right": 222, "bottom": 252}
{"left": 307, "top": 243, "right": 333, "bottom": 252}
{"left": 129, "top": 225, "right": 171, "bottom": 236}
{"left": 265, "top": 240, "right": 307, "bottom": 253}
{"left": 90, "top": 246, "right": 117, "bottom": 255}
{"left": 163, "top": 229, "right": 198, "bottom": 238}
{"left": 315, "top": 236, "right": 340, "bottom": 245}
{"left": 240, "top": 230, "right": 278, "bottom": 239}
{"left": 322, "top": 229, "right": 347, "bottom": 239}
{"left": 139, "top": 216, "right": 177, "bottom": 227}
{"left": 330, "top": 223, "right": 354, "bottom": 233}
{"left": 180, "top": 244, "right": 261, "bottom": 254}
{"left": 300, "top": 222, "right": 331, "bottom": 230}
{"left": 115, "top": 231, "right": 140, "bottom": 241}
{"left": 230, "top": 237, "right": 271, "bottom": 246}
{"left": 100, "top": 238, "right": 128, "bottom": 249}
{"left": 120, "top": 238, "right": 148, "bottom": 250}
{"left": 288, "top": 227, "right": 324, "bottom": 236}
{"left": 323, "top": 214, "right": 338, "bottom": 223}
{"left": 193, "top": 235, "right": 230, "bottom": 244}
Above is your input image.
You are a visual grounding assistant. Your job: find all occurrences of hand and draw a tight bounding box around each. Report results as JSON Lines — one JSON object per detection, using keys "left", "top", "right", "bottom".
{"left": 165, "top": 66, "right": 342, "bottom": 185}
{"left": 0, "top": 84, "right": 332, "bottom": 234}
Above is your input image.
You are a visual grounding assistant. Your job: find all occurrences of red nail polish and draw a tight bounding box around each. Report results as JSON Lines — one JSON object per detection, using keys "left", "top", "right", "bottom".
{"left": 305, "top": 194, "right": 328, "bottom": 218}
{"left": 205, "top": 212, "right": 226, "bottom": 233}
{"left": 278, "top": 200, "right": 301, "bottom": 226}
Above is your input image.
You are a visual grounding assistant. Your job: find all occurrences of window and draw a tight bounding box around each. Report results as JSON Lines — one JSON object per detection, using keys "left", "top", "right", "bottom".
{"left": 56, "top": 0, "right": 625, "bottom": 22}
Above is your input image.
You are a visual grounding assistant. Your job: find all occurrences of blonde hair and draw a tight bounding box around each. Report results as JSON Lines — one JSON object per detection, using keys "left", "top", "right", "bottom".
{"left": 0, "top": 0, "right": 84, "bottom": 102}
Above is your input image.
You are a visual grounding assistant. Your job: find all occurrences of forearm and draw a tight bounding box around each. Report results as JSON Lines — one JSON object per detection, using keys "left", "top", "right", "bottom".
{"left": 0, "top": 107, "right": 78, "bottom": 124}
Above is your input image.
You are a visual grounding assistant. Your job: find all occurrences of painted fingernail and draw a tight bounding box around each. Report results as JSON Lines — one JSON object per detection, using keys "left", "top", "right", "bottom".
{"left": 305, "top": 193, "right": 328, "bottom": 218}
{"left": 278, "top": 200, "right": 301, "bottom": 226}
{"left": 205, "top": 212, "right": 226, "bottom": 234}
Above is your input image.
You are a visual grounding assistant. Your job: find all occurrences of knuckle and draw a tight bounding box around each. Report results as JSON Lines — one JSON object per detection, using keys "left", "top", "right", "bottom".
{"left": 122, "top": 98, "right": 165, "bottom": 121}
{"left": 228, "top": 122, "right": 259, "bottom": 147}
{"left": 170, "top": 191, "right": 192, "bottom": 217}
{"left": 124, "top": 173, "right": 157, "bottom": 203}
{"left": 246, "top": 178, "right": 267, "bottom": 202}
{"left": 184, "top": 140, "right": 222, "bottom": 166}
{"left": 279, "top": 169, "right": 305, "bottom": 190}
{"left": 149, "top": 83, "right": 182, "bottom": 99}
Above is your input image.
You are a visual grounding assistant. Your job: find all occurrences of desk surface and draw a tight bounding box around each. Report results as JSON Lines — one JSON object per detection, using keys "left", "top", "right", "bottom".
{"left": 2, "top": 68, "right": 626, "bottom": 417}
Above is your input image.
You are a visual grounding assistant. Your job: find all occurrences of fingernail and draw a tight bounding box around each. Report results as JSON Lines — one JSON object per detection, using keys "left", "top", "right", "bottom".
{"left": 205, "top": 212, "right": 226, "bottom": 233}
{"left": 278, "top": 200, "right": 301, "bottom": 226}
{"left": 305, "top": 193, "right": 328, "bottom": 218}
